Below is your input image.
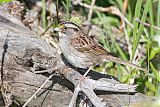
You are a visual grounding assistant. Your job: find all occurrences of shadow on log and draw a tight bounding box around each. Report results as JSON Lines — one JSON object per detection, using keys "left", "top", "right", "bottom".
{"left": 0, "top": 9, "right": 155, "bottom": 107}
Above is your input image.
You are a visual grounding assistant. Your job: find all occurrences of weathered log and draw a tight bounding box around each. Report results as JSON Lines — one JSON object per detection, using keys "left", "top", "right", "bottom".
{"left": 0, "top": 9, "right": 155, "bottom": 107}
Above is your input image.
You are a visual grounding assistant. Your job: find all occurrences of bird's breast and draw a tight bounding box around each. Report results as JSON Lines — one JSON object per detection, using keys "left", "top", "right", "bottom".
{"left": 59, "top": 38, "right": 93, "bottom": 68}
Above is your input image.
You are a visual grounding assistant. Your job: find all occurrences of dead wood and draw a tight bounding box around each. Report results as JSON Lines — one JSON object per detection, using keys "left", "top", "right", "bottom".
{"left": 0, "top": 9, "right": 155, "bottom": 107}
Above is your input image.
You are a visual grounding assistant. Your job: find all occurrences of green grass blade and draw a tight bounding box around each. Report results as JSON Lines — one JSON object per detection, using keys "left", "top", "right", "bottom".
{"left": 62, "top": 0, "right": 71, "bottom": 20}
{"left": 42, "top": 0, "right": 46, "bottom": 29}
{"left": 132, "top": 0, "right": 151, "bottom": 60}
{"left": 145, "top": 81, "right": 157, "bottom": 93}
{"left": 157, "top": 0, "right": 160, "bottom": 34}
{"left": 0, "top": 0, "right": 11, "bottom": 4}
{"left": 132, "top": 0, "right": 142, "bottom": 60}
{"left": 66, "top": 0, "right": 70, "bottom": 20}
{"left": 149, "top": 0, "right": 154, "bottom": 36}
{"left": 150, "top": 62, "right": 160, "bottom": 82}
{"left": 107, "top": 30, "right": 127, "bottom": 60}
{"left": 115, "top": 0, "right": 123, "bottom": 10}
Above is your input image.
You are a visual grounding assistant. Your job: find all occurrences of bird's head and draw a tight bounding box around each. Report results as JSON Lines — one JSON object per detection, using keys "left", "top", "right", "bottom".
{"left": 53, "top": 22, "right": 80, "bottom": 37}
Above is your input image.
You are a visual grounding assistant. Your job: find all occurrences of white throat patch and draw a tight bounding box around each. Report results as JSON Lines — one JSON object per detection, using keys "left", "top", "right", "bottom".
{"left": 59, "top": 32, "right": 66, "bottom": 37}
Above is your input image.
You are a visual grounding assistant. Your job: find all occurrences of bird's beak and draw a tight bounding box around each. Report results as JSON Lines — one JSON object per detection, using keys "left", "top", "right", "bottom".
{"left": 53, "top": 27, "right": 65, "bottom": 37}
{"left": 53, "top": 27, "right": 61, "bottom": 32}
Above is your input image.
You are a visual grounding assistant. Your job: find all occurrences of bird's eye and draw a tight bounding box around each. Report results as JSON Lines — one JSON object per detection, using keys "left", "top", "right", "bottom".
{"left": 64, "top": 27, "right": 67, "bottom": 29}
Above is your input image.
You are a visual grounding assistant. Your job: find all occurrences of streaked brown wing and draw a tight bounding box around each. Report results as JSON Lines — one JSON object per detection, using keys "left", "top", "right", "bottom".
{"left": 70, "top": 32, "right": 112, "bottom": 56}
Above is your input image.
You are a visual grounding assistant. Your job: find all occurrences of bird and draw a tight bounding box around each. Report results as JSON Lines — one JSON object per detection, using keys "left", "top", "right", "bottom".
{"left": 54, "top": 21, "right": 147, "bottom": 73}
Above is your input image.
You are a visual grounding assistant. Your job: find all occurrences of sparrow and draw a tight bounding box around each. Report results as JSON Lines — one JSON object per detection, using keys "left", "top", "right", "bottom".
{"left": 54, "top": 21, "right": 147, "bottom": 72}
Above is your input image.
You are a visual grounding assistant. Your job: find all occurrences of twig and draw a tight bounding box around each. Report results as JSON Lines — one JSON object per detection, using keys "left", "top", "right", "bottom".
{"left": 62, "top": 67, "right": 137, "bottom": 107}
{"left": 134, "top": 18, "right": 160, "bottom": 30}
{"left": 94, "top": 79, "right": 137, "bottom": 92}
{"left": 121, "top": 0, "right": 128, "bottom": 29}
{"left": 39, "top": 22, "right": 54, "bottom": 36}
{"left": 132, "top": 45, "right": 139, "bottom": 64}
{"left": 122, "top": 0, "right": 128, "bottom": 15}
{"left": 123, "top": 27, "right": 132, "bottom": 61}
{"left": 77, "top": 2, "right": 133, "bottom": 28}
{"left": 22, "top": 74, "right": 54, "bottom": 107}
{"left": 87, "top": 0, "right": 96, "bottom": 22}
{"left": 63, "top": 67, "right": 105, "bottom": 107}
{"left": 83, "top": 66, "right": 93, "bottom": 78}
{"left": 68, "top": 66, "right": 95, "bottom": 106}
{"left": 80, "top": 81, "right": 104, "bottom": 107}
{"left": 69, "top": 84, "right": 81, "bottom": 107}
{"left": 56, "top": 0, "right": 59, "bottom": 23}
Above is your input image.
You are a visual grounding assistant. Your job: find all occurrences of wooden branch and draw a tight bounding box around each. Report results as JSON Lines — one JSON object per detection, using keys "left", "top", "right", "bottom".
{"left": 0, "top": 8, "right": 155, "bottom": 107}
{"left": 87, "top": 0, "right": 96, "bottom": 22}
{"left": 72, "top": 0, "right": 133, "bottom": 28}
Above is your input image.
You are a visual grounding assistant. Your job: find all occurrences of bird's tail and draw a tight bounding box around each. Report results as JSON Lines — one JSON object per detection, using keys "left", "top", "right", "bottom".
{"left": 104, "top": 56, "right": 148, "bottom": 72}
